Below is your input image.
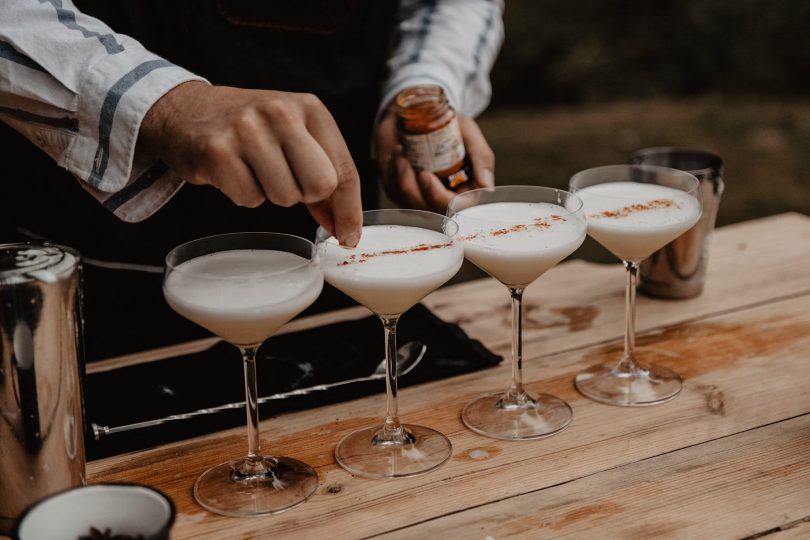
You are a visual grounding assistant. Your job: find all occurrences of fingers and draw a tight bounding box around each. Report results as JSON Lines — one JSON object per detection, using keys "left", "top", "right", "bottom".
{"left": 376, "top": 111, "right": 495, "bottom": 213}
{"left": 381, "top": 147, "right": 453, "bottom": 213}
{"left": 146, "top": 85, "right": 363, "bottom": 242}
{"left": 182, "top": 129, "right": 266, "bottom": 207}
{"left": 244, "top": 125, "right": 336, "bottom": 207}
{"left": 459, "top": 116, "right": 495, "bottom": 188}
{"left": 303, "top": 99, "right": 362, "bottom": 246}
{"left": 207, "top": 151, "right": 266, "bottom": 208}
{"left": 416, "top": 171, "right": 454, "bottom": 212}
{"left": 241, "top": 141, "right": 302, "bottom": 207}
{"left": 384, "top": 147, "right": 427, "bottom": 210}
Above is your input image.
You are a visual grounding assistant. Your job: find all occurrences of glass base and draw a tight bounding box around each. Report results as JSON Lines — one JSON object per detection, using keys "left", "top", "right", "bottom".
{"left": 193, "top": 456, "right": 318, "bottom": 517}
{"left": 575, "top": 362, "right": 682, "bottom": 406}
{"left": 335, "top": 424, "right": 452, "bottom": 479}
{"left": 462, "top": 391, "right": 573, "bottom": 440}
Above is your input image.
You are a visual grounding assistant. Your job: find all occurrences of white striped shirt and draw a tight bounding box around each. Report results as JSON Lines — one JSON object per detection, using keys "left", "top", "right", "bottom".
{"left": 0, "top": 0, "right": 504, "bottom": 222}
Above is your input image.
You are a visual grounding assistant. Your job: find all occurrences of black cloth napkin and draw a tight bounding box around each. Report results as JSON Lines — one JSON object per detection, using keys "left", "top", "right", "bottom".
{"left": 85, "top": 304, "right": 502, "bottom": 459}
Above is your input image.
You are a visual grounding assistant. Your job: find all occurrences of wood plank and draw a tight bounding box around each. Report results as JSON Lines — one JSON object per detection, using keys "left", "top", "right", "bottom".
{"left": 763, "top": 517, "right": 810, "bottom": 540}
{"left": 87, "top": 288, "right": 810, "bottom": 539}
{"left": 378, "top": 415, "right": 810, "bottom": 539}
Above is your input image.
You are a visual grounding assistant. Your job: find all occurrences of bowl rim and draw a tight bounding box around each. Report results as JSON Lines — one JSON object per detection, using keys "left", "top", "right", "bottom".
{"left": 11, "top": 482, "right": 176, "bottom": 540}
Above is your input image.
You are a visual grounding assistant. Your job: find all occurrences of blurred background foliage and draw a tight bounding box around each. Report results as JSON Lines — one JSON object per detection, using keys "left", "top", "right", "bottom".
{"left": 443, "top": 0, "right": 810, "bottom": 275}
{"left": 490, "top": 0, "right": 810, "bottom": 107}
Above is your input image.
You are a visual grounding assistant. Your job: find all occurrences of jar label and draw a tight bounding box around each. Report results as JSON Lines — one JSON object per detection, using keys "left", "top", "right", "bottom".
{"left": 400, "top": 118, "right": 466, "bottom": 174}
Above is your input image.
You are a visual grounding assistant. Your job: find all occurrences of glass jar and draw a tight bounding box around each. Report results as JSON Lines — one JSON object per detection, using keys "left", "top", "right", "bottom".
{"left": 395, "top": 85, "right": 471, "bottom": 190}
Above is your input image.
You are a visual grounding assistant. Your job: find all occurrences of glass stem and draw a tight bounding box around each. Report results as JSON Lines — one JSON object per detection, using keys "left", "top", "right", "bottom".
{"left": 238, "top": 346, "right": 269, "bottom": 476}
{"left": 375, "top": 316, "right": 412, "bottom": 445}
{"left": 506, "top": 287, "right": 527, "bottom": 401}
{"left": 618, "top": 261, "right": 640, "bottom": 373}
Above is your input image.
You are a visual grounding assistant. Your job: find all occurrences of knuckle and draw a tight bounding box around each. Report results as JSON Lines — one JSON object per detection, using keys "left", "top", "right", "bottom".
{"left": 311, "top": 173, "right": 339, "bottom": 200}
{"left": 199, "top": 134, "right": 232, "bottom": 159}
{"left": 240, "top": 189, "right": 265, "bottom": 208}
{"left": 269, "top": 190, "right": 300, "bottom": 208}
{"left": 298, "top": 92, "right": 323, "bottom": 110}
{"left": 233, "top": 109, "right": 261, "bottom": 134}
{"left": 334, "top": 159, "right": 359, "bottom": 185}
{"left": 261, "top": 99, "right": 296, "bottom": 124}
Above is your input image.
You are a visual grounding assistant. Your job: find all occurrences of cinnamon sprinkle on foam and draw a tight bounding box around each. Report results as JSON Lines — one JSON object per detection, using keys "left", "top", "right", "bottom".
{"left": 590, "top": 198, "right": 679, "bottom": 219}
{"left": 336, "top": 215, "right": 567, "bottom": 267}
{"left": 337, "top": 242, "right": 453, "bottom": 266}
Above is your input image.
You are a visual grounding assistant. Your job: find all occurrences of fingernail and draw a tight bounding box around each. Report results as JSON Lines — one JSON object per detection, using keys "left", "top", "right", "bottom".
{"left": 481, "top": 168, "right": 495, "bottom": 187}
{"left": 341, "top": 231, "right": 360, "bottom": 248}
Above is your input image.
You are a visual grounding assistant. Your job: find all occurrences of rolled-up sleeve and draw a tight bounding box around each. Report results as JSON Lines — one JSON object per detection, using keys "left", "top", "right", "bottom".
{"left": 381, "top": 0, "right": 505, "bottom": 118}
{"left": 0, "top": 0, "right": 208, "bottom": 221}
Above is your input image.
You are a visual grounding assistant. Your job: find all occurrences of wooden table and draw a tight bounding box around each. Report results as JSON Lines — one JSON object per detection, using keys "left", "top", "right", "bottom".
{"left": 88, "top": 213, "right": 810, "bottom": 539}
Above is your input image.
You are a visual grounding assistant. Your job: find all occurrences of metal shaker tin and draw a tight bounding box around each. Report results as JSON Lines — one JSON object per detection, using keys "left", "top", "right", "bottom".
{"left": 0, "top": 243, "right": 85, "bottom": 534}
{"left": 631, "top": 148, "right": 725, "bottom": 299}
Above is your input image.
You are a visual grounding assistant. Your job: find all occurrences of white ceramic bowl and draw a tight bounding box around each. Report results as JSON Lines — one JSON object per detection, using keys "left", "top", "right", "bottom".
{"left": 12, "top": 484, "right": 175, "bottom": 540}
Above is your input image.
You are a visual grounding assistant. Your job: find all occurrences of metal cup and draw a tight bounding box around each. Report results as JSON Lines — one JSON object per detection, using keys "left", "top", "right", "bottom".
{"left": 630, "top": 147, "right": 724, "bottom": 298}
{"left": 0, "top": 243, "right": 86, "bottom": 534}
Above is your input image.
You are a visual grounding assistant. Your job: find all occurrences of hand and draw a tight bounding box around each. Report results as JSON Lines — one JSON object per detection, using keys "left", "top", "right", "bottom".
{"left": 375, "top": 108, "right": 495, "bottom": 213}
{"left": 138, "top": 81, "right": 362, "bottom": 246}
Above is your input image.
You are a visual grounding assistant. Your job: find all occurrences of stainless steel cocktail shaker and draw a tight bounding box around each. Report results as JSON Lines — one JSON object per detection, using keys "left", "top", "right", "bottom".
{"left": 631, "top": 148, "right": 725, "bottom": 299}
{"left": 0, "top": 243, "right": 85, "bottom": 534}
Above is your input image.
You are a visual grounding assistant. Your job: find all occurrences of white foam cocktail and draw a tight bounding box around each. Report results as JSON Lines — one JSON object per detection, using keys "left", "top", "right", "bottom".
{"left": 317, "top": 210, "right": 463, "bottom": 479}
{"left": 164, "top": 249, "right": 322, "bottom": 346}
{"left": 448, "top": 187, "right": 586, "bottom": 440}
{"left": 570, "top": 165, "right": 702, "bottom": 406}
{"left": 163, "top": 233, "right": 323, "bottom": 517}
{"left": 454, "top": 201, "right": 587, "bottom": 287}
{"left": 576, "top": 182, "right": 701, "bottom": 262}
{"left": 320, "top": 225, "right": 462, "bottom": 318}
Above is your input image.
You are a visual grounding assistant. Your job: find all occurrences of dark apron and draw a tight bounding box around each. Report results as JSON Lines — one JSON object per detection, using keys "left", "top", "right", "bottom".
{"left": 0, "top": 0, "right": 399, "bottom": 360}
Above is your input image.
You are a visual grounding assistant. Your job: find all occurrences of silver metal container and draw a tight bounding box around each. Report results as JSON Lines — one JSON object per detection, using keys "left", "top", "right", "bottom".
{"left": 631, "top": 148, "right": 725, "bottom": 299}
{"left": 0, "top": 243, "right": 85, "bottom": 534}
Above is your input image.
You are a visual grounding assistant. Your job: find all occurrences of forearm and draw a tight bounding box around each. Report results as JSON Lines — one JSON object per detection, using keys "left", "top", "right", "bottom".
{"left": 381, "top": 0, "right": 505, "bottom": 118}
{"left": 0, "top": 0, "right": 206, "bottom": 221}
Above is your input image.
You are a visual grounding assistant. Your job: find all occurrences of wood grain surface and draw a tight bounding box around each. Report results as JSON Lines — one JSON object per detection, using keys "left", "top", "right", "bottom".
{"left": 85, "top": 213, "right": 810, "bottom": 539}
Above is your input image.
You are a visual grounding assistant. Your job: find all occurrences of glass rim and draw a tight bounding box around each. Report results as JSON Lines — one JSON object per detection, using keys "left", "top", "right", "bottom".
{"left": 569, "top": 164, "right": 701, "bottom": 197}
{"left": 447, "top": 185, "right": 585, "bottom": 224}
{"left": 165, "top": 231, "right": 318, "bottom": 277}
{"left": 315, "top": 208, "right": 460, "bottom": 243}
{"left": 12, "top": 482, "right": 176, "bottom": 539}
{"left": 631, "top": 146, "right": 723, "bottom": 177}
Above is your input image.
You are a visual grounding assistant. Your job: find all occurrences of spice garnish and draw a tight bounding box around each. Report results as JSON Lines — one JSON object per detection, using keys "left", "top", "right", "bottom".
{"left": 459, "top": 215, "right": 560, "bottom": 242}
{"left": 338, "top": 242, "right": 453, "bottom": 266}
{"left": 590, "top": 198, "right": 678, "bottom": 219}
{"left": 336, "top": 214, "right": 568, "bottom": 266}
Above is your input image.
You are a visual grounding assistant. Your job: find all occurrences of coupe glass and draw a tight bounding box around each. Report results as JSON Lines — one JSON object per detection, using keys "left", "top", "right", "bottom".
{"left": 316, "top": 209, "right": 464, "bottom": 478}
{"left": 163, "top": 232, "right": 323, "bottom": 516}
{"left": 448, "top": 186, "right": 587, "bottom": 439}
{"left": 570, "top": 165, "right": 701, "bottom": 406}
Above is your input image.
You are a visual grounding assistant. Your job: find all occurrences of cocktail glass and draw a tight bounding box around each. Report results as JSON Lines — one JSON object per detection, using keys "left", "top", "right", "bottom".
{"left": 448, "top": 186, "right": 587, "bottom": 440}
{"left": 570, "top": 165, "right": 701, "bottom": 406}
{"left": 163, "top": 232, "right": 323, "bottom": 516}
{"left": 316, "top": 209, "right": 463, "bottom": 478}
